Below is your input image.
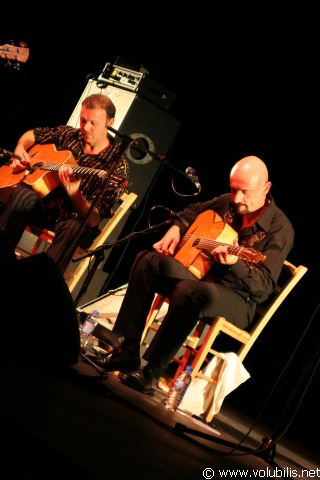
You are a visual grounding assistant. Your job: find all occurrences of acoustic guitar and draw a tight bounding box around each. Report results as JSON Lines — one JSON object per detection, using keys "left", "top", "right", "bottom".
{"left": 0, "top": 144, "right": 126, "bottom": 203}
{"left": 174, "top": 210, "right": 266, "bottom": 279}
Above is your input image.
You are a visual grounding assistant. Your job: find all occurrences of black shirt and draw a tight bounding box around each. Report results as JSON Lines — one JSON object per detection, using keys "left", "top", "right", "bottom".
{"left": 174, "top": 193, "right": 295, "bottom": 304}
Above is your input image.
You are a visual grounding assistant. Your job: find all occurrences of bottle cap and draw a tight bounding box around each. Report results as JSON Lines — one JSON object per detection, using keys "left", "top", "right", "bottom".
{"left": 186, "top": 365, "right": 193, "bottom": 372}
{"left": 93, "top": 309, "right": 99, "bottom": 316}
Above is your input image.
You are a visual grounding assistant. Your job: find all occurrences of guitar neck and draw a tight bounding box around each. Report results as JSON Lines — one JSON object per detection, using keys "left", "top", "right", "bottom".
{"left": 206, "top": 241, "right": 247, "bottom": 256}
{"left": 194, "top": 237, "right": 266, "bottom": 265}
{"left": 38, "top": 162, "right": 125, "bottom": 187}
{"left": 40, "top": 162, "right": 106, "bottom": 178}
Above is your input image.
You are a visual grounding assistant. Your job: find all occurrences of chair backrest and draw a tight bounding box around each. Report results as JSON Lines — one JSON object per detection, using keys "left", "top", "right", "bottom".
{"left": 65, "top": 191, "right": 138, "bottom": 294}
{"left": 237, "top": 260, "right": 308, "bottom": 361}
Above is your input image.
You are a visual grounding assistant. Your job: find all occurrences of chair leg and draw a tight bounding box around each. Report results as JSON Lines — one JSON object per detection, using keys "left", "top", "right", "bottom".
{"left": 140, "top": 295, "right": 166, "bottom": 346}
{"left": 170, "top": 321, "right": 207, "bottom": 385}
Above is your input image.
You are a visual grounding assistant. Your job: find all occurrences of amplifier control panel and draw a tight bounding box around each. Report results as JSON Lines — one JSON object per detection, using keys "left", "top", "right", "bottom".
{"left": 97, "top": 63, "right": 145, "bottom": 91}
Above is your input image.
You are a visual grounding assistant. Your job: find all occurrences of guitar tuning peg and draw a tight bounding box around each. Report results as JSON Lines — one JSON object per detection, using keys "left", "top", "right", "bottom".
{"left": 20, "top": 41, "right": 28, "bottom": 48}
{"left": 4, "top": 59, "right": 12, "bottom": 68}
{"left": 13, "top": 62, "right": 21, "bottom": 71}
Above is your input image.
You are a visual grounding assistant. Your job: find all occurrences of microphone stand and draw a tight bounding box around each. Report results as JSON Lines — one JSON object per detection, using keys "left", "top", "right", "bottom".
{"left": 57, "top": 138, "right": 131, "bottom": 274}
{"left": 70, "top": 125, "right": 199, "bottom": 306}
{"left": 72, "top": 219, "right": 173, "bottom": 308}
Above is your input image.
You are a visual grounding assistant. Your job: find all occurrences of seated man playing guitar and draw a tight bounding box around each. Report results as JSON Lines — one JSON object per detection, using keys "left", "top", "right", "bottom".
{"left": 0, "top": 93, "right": 129, "bottom": 273}
{"left": 99, "top": 156, "right": 295, "bottom": 395}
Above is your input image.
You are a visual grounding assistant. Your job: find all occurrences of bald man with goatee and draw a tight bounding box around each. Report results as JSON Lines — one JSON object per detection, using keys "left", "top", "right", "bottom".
{"left": 100, "top": 156, "right": 295, "bottom": 396}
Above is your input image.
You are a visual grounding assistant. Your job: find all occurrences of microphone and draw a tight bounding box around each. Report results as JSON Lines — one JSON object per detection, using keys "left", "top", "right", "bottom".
{"left": 167, "top": 210, "right": 189, "bottom": 228}
{"left": 0, "top": 148, "right": 13, "bottom": 157}
{"left": 107, "top": 125, "right": 135, "bottom": 143}
{"left": 0, "top": 148, "right": 20, "bottom": 161}
{"left": 151, "top": 206, "right": 189, "bottom": 228}
{"left": 185, "top": 167, "right": 202, "bottom": 191}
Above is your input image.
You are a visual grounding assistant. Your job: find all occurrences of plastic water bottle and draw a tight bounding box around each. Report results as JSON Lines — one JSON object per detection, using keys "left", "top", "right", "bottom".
{"left": 164, "top": 365, "right": 193, "bottom": 411}
{"left": 79, "top": 310, "right": 99, "bottom": 349}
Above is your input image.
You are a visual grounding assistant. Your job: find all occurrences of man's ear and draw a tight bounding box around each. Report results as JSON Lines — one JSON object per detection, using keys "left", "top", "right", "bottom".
{"left": 265, "top": 181, "right": 272, "bottom": 193}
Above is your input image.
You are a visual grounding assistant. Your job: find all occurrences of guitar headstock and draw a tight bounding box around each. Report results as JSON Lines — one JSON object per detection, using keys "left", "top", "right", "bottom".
{"left": 0, "top": 43, "right": 29, "bottom": 69}
{"left": 238, "top": 247, "right": 266, "bottom": 265}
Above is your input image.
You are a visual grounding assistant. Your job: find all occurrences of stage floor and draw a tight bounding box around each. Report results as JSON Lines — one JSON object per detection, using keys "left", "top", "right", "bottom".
{"left": 2, "top": 354, "right": 318, "bottom": 479}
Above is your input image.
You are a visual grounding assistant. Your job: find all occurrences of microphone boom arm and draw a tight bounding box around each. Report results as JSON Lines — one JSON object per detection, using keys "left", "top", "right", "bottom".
{"left": 108, "top": 126, "right": 197, "bottom": 181}
{"left": 72, "top": 220, "right": 173, "bottom": 263}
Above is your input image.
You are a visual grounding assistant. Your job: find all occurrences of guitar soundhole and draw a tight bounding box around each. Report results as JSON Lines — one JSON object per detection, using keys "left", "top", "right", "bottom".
{"left": 27, "top": 162, "right": 43, "bottom": 174}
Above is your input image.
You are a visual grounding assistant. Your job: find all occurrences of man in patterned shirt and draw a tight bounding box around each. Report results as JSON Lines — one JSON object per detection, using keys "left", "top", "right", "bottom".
{"left": 0, "top": 94, "right": 129, "bottom": 272}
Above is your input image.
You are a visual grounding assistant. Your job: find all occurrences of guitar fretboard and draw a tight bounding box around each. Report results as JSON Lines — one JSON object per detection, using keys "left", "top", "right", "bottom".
{"left": 194, "top": 237, "right": 246, "bottom": 255}
{"left": 186, "top": 234, "right": 266, "bottom": 265}
{"left": 40, "top": 162, "right": 107, "bottom": 178}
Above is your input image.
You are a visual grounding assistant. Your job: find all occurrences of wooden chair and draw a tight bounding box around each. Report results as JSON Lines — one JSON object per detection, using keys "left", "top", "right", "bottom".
{"left": 140, "top": 260, "right": 308, "bottom": 422}
{"left": 15, "top": 191, "right": 137, "bottom": 295}
{"left": 65, "top": 192, "right": 137, "bottom": 295}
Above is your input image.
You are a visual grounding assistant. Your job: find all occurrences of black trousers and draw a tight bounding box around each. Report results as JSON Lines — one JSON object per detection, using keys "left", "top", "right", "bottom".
{"left": 113, "top": 250, "right": 254, "bottom": 370}
{"left": 0, "top": 184, "right": 93, "bottom": 272}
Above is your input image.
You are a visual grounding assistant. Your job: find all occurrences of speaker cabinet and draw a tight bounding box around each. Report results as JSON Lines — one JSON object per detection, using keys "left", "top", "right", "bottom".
{"left": 2, "top": 253, "right": 80, "bottom": 367}
{"left": 68, "top": 81, "right": 180, "bottom": 208}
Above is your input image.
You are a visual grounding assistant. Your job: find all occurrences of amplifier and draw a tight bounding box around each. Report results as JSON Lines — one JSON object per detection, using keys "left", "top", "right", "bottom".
{"left": 97, "top": 62, "right": 145, "bottom": 91}
{"left": 97, "top": 61, "right": 175, "bottom": 111}
{"left": 68, "top": 81, "right": 180, "bottom": 210}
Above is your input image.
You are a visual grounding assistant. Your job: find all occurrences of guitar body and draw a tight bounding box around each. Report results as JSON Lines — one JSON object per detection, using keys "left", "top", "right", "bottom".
{"left": 0, "top": 144, "right": 76, "bottom": 202}
{"left": 174, "top": 210, "right": 238, "bottom": 279}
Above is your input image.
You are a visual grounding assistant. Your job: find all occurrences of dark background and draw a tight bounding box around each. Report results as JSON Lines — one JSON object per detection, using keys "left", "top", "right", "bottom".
{"left": 2, "top": 9, "right": 319, "bottom": 454}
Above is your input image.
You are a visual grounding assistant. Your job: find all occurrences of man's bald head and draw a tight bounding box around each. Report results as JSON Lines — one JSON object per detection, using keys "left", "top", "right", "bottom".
{"left": 230, "top": 156, "right": 271, "bottom": 214}
{"left": 230, "top": 156, "right": 269, "bottom": 188}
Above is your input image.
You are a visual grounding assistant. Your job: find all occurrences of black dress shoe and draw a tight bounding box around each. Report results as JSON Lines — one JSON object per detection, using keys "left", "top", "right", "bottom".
{"left": 118, "top": 366, "right": 158, "bottom": 396}
{"left": 101, "top": 348, "right": 141, "bottom": 373}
